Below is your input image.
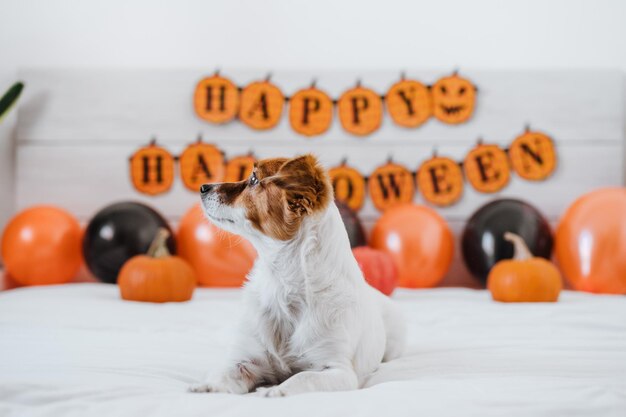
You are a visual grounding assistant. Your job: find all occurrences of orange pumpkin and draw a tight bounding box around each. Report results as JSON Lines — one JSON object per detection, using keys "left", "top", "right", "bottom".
{"left": 129, "top": 139, "right": 175, "bottom": 195}
{"left": 289, "top": 83, "right": 333, "bottom": 136}
{"left": 464, "top": 142, "right": 510, "bottom": 193}
{"left": 239, "top": 78, "right": 284, "bottom": 130}
{"left": 417, "top": 155, "right": 464, "bottom": 206}
{"left": 179, "top": 137, "right": 225, "bottom": 192}
{"left": 509, "top": 128, "right": 557, "bottom": 181}
{"left": 352, "top": 246, "right": 398, "bottom": 296}
{"left": 118, "top": 228, "right": 196, "bottom": 303}
{"left": 328, "top": 160, "right": 366, "bottom": 211}
{"left": 338, "top": 82, "right": 383, "bottom": 136}
{"left": 488, "top": 232, "right": 562, "bottom": 302}
{"left": 225, "top": 153, "right": 256, "bottom": 183}
{"left": 386, "top": 77, "right": 432, "bottom": 128}
{"left": 193, "top": 73, "right": 240, "bottom": 124}
{"left": 368, "top": 159, "right": 415, "bottom": 212}
{"left": 431, "top": 72, "right": 476, "bottom": 124}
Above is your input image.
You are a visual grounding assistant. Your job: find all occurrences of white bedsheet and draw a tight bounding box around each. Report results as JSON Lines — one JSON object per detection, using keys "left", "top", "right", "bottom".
{"left": 0, "top": 284, "right": 625, "bottom": 417}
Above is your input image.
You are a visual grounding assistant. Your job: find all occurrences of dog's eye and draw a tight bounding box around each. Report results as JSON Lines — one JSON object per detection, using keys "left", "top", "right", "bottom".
{"left": 249, "top": 172, "right": 259, "bottom": 186}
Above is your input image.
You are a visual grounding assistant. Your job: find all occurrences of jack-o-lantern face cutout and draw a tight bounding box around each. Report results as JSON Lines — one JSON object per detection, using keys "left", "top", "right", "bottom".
{"left": 338, "top": 83, "right": 383, "bottom": 136}
{"left": 417, "top": 156, "right": 464, "bottom": 206}
{"left": 329, "top": 162, "right": 366, "bottom": 211}
{"left": 386, "top": 78, "right": 432, "bottom": 128}
{"left": 224, "top": 154, "right": 256, "bottom": 182}
{"left": 193, "top": 74, "right": 240, "bottom": 124}
{"left": 179, "top": 140, "right": 225, "bottom": 192}
{"left": 129, "top": 140, "right": 175, "bottom": 195}
{"left": 508, "top": 130, "right": 557, "bottom": 181}
{"left": 289, "top": 85, "right": 333, "bottom": 137}
{"left": 239, "top": 80, "right": 284, "bottom": 130}
{"left": 431, "top": 73, "right": 476, "bottom": 124}
{"left": 464, "top": 143, "right": 510, "bottom": 193}
{"left": 368, "top": 160, "right": 415, "bottom": 212}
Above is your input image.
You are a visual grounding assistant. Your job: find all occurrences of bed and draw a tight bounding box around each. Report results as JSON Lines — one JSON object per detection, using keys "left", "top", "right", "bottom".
{"left": 1, "top": 283, "right": 625, "bottom": 417}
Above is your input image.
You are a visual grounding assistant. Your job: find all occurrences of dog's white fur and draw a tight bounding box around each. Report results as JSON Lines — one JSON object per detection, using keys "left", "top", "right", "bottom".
{"left": 191, "top": 172, "right": 405, "bottom": 397}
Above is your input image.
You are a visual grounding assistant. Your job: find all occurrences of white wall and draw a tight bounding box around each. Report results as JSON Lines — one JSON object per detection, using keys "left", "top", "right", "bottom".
{"left": 0, "top": 0, "right": 625, "bottom": 236}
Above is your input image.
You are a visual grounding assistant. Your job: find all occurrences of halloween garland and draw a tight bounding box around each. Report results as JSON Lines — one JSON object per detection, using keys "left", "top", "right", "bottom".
{"left": 193, "top": 71, "right": 477, "bottom": 136}
{"left": 129, "top": 127, "right": 557, "bottom": 210}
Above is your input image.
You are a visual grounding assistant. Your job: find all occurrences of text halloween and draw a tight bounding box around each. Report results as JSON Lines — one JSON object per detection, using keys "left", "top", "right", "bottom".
{"left": 129, "top": 129, "right": 557, "bottom": 211}
{"left": 193, "top": 71, "right": 477, "bottom": 136}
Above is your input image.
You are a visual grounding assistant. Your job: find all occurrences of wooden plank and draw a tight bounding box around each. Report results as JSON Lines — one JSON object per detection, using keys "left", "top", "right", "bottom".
{"left": 15, "top": 142, "right": 622, "bottom": 222}
{"left": 16, "top": 69, "right": 623, "bottom": 144}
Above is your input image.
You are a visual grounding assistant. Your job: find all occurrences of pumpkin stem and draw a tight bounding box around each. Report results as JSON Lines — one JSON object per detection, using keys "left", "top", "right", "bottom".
{"left": 340, "top": 157, "right": 348, "bottom": 166}
{"left": 504, "top": 232, "right": 533, "bottom": 261}
{"left": 310, "top": 79, "right": 317, "bottom": 89}
{"left": 525, "top": 123, "right": 531, "bottom": 133}
{"left": 149, "top": 137, "right": 157, "bottom": 146}
{"left": 400, "top": 71, "right": 406, "bottom": 81}
{"left": 196, "top": 133, "right": 203, "bottom": 143}
{"left": 147, "top": 228, "right": 171, "bottom": 258}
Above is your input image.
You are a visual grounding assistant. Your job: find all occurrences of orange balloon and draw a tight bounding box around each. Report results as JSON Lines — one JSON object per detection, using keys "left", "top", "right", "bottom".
{"left": 370, "top": 204, "right": 454, "bottom": 288}
{"left": 1, "top": 206, "right": 82, "bottom": 286}
{"left": 555, "top": 188, "right": 626, "bottom": 294}
{"left": 177, "top": 204, "right": 257, "bottom": 287}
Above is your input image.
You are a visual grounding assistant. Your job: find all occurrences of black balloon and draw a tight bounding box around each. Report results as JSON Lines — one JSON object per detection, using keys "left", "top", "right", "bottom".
{"left": 462, "top": 199, "right": 553, "bottom": 285}
{"left": 83, "top": 202, "right": 175, "bottom": 283}
{"left": 336, "top": 200, "right": 367, "bottom": 248}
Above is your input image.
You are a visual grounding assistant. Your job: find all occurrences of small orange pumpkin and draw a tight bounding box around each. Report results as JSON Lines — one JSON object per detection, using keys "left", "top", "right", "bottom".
{"left": 179, "top": 137, "right": 225, "bottom": 192}
{"left": 338, "top": 82, "right": 383, "bottom": 136}
{"left": 368, "top": 159, "right": 415, "bottom": 212}
{"left": 239, "top": 78, "right": 284, "bottom": 130}
{"left": 488, "top": 232, "right": 562, "bottom": 302}
{"left": 289, "top": 83, "right": 334, "bottom": 137}
{"left": 431, "top": 72, "right": 476, "bottom": 124}
{"left": 464, "top": 142, "right": 510, "bottom": 193}
{"left": 118, "top": 228, "right": 196, "bottom": 303}
{"left": 508, "top": 128, "right": 557, "bottom": 181}
{"left": 417, "top": 155, "right": 464, "bottom": 206}
{"left": 386, "top": 77, "right": 432, "bottom": 128}
{"left": 193, "top": 73, "right": 240, "bottom": 124}
{"left": 129, "top": 139, "right": 175, "bottom": 195}
{"left": 224, "top": 153, "right": 256, "bottom": 182}
{"left": 328, "top": 160, "right": 366, "bottom": 212}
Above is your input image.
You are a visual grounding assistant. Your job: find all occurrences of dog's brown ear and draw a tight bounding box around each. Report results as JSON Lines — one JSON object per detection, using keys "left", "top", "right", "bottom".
{"left": 272, "top": 154, "right": 332, "bottom": 215}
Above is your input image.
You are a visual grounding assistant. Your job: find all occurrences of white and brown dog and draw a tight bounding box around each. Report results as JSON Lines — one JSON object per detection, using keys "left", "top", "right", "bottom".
{"left": 190, "top": 154, "right": 405, "bottom": 397}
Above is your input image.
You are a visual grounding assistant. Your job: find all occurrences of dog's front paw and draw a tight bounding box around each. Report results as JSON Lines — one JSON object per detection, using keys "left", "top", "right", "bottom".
{"left": 253, "top": 386, "right": 287, "bottom": 398}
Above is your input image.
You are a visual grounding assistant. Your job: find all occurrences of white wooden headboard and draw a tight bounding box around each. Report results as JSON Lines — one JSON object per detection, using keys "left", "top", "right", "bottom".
{"left": 14, "top": 69, "right": 624, "bottom": 286}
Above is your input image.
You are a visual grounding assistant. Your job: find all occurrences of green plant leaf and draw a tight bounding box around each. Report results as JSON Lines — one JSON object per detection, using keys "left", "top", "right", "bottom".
{"left": 0, "top": 82, "right": 25, "bottom": 122}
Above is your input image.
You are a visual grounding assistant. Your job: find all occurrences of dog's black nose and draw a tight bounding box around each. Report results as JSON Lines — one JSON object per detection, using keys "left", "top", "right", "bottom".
{"left": 200, "top": 184, "right": 214, "bottom": 194}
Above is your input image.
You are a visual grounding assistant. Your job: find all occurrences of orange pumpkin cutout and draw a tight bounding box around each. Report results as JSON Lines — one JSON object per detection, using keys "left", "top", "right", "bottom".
{"left": 368, "top": 160, "right": 415, "bottom": 212}
{"left": 239, "top": 79, "right": 284, "bottom": 130}
{"left": 179, "top": 138, "right": 225, "bottom": 192}
{"left": 417, "top": 156, "right": 464, "bottom": 206}
{"left": 386, "top": 77, "right": 432, "bottom": 128}
{"left": 225, "top": 153, "right": 256, "bottom": 183}
{"left": 488, "top": 232, "right": 562, "bottom": 302}
{"left": 193, "top": 73, "right": 240, "bottom": 124}
{"left": 118, "top": 228, "right": 196, "bottom": 303}
{"left": 509, "top": 129, "right": 557, "bottom": 181}
{"left": 431, "top": 72, "right": 476, "bottom": 124}
{"left": 338, "top": 82, "right": 383, "bottom": 136}
{"left": 328, "top": 160, "right": 366, "bottom": 211}
{"left": 289, "top": 84, "right": 333, "bottom": 136}
{"left": 464, "top": 143, "right": 510, "bottom": 193}
{"left": 129, "top": 139, "right": 175, "bottom": 195}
